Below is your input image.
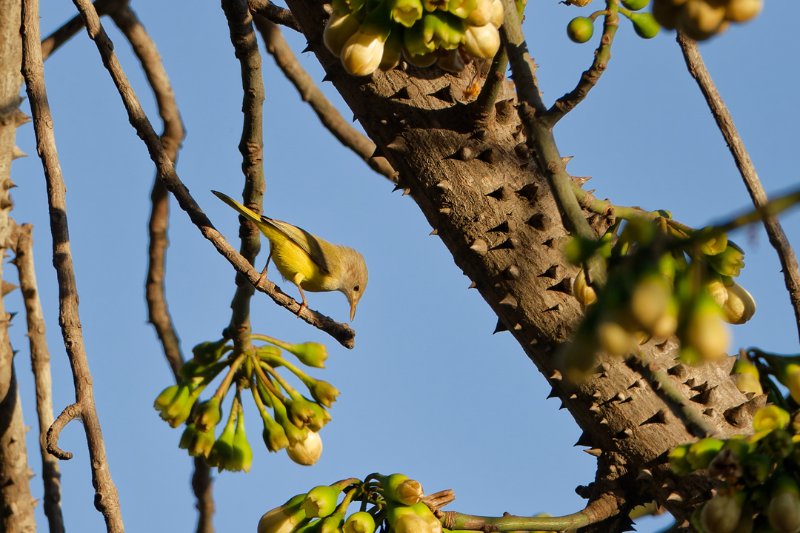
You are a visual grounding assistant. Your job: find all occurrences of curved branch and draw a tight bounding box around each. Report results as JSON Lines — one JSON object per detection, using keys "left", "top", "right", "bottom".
{"left": 248, "top": 0, "right": 301, "bottom": 32}
{"left": 40, "top": 0, "right": 125, "bottom": 60}
{"left": 70, "top": 0, "right": 356, "bottom": 347}
{"left": 677, "top": 33, "right": 800, "bottom": 342}
{"left": 252, "top": 18, "right": 398, "bottom": 183}
{"left": 45, "top": 403, "right": 82, "bottom": 460}
{"left": 21, "top": 1, "right": 125, "bottom": 529}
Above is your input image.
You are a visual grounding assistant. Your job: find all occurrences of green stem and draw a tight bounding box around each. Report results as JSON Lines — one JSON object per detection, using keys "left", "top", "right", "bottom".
{"left": 260, "top": 361, "right": 301, "bottom": 399}
{"left": 250, "top": 333, "right": 294, "bottom": 351}
{"left": 253, "top": 361, "right": 283, "bottom": 399}
{"left": 442, "top": 510, "right": 591, "bottom": 531}
{"left": 260, "top": 352, "right": 314, "bottom": 388}
{"left": 212, "top": 354, "right": 245, "bottom": 401}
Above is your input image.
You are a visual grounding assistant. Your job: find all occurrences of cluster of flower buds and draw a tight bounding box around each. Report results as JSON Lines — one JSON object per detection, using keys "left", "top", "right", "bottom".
{"left": 566, "top": 0, "right": 660, "bottom": 43}
{"left": 736, "top": 349, "right": 800, "bottom": 407}
{"left": 562, "top": 214, "right": 756, "bottom": 378}
{"left": 669, "top": 405, "right": 800, "bottom": 533}
{"left": 154, "top": 334, "right": 339, "bottom": 471}
{"left": 653, "top": 0, "right": 762, "bottom": 40}
{"left": 258, "top": 473, "right": 444, "bottom": 533}
{"left": 323, "top": 0, "right": 506, "bottom": 77}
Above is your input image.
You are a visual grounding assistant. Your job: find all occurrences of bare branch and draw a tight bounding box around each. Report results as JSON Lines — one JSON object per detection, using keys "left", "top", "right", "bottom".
{"left": 248, "top": 0, "right": 301, "bottom": 32}
{"left": 677, "top": 33, "right": 800, "bottom": 342}
{"left": 13, "top": 224, "right": 66, "bottom": 533}
{"left": 40, "top": 0, "right": 125, "bottom": 60}
{"left": 545, "top": 2, "right": 620, "bottom": 126}
{"left": 472, "top": 48, "right": 508, "bottom": 125}
{"left": 70, "top": 0, "right": 356, "bottom": 347}
{"left": 46, "top": 403, "right": 82, "bottom": 460}
{"left": 252, "top": 17, "right": 398, "bottom": 183}
{"left": 20, "top": 0, "right": 125, "bottom": 528}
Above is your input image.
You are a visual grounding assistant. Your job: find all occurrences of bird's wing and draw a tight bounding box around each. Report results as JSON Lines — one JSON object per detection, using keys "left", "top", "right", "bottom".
{"left": 262, "top": 217, "right": 334, "bottom": 274}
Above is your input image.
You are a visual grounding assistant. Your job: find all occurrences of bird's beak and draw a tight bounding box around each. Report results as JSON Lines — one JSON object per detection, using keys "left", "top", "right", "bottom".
{"left": 349, "top": 301, "right": 357, "bottom": 322}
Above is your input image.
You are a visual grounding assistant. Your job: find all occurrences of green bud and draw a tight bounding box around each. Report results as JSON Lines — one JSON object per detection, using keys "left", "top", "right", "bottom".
{"left": 681, "top": 293, "right": 730, "bottom": 362}
{"left": 669, "top": 444, "right": 692, "bottom": 475}
{"left": 404, "top": 15, "right": 438, "bottom": 56}
{"left": 189, "top": 426, "right": 216, "bottom": 458}
{"left": 287, "top": 396, "right": 319, "bottom": 429}
{"left": 303, "top": 485, "right": 341, "bottom": 518}
{"left": 344, "top": 512, "right": 376, "bottom": 533}
{"left": 630, "top": 273, "right": 671, "bottom": 332}
{"left": 262, "top": 412, "right": 290, "bottom": 452}
{"left": 309, "top": 380, "right": 340, "bottom": 408}
{"left": 731, "top": 354, "right": 763, "bottom": 395}
{"left": 708, "top": 243, "right": 745, "bottom": 278}
{"left": 700, "top": 492, "right": 743, "bottom": 533}
{"left": 288, "top": 342, "right": 329, "bottom": 368}
{"left": 621, "top": 0, "right": 648, "bottom": 10}
{"left": 630, "top": 12, "right": 660, "bottom": 39}
{"left": 286, "top": 430, "right": 323, "bottom": 466}
{"left": 319, "top": 512, "right": 345, "bottom": 533}
{"left": 179, "top": 423, "right": 197, "bottom": 449}
{"left": 743, "top": 453, "right": 773, "bottom": 485}
{"left": 257, "top": 494, "right": 308, "bottom": 533}
{"left": 687, "top": 438, "right": 724, "bottom": 471}
{"left": 274, "top": 396, "right": 309, "bottom": 445}
{"left": 390, "top": 0, "right": 424, "bottom": 27}
{"left": 567, "top": 17, "right": 594, "bottom": 43}
{"left": 768, "top": 476, "right": 800, "bottom": 533}
{"left": 387, "top": 505, "right": 437, "bottom": 533}
{"left": 447, "top": 0, "right": 477, "bottom": 18}
{"left": 159, "top": 384, "right": 196, "bottom": 428}
{"left": 154, "top": 384, "right": 181, "bottom": 411}
{"left": 410, "top": 502, "right": 442, "bottom": 532}
{"left": 229, "top": 414, "right": 253, "bottom": 472}
{"left": 192, "top": 339, "right": 228, "bottom": 364}
{"left": 305, "top": 402, "right": 332, "bottom": 432}
{"left": 753, "top": 405, "right": 791, "bottom": 433}
{"left": 207, "top": 417, "right": 236, "bottom": 469}
{"left": 195, "top": 397, "right": 222, "bottom": 431}
{"left": 382, "top": 473, "right": 424, "bottom": 505}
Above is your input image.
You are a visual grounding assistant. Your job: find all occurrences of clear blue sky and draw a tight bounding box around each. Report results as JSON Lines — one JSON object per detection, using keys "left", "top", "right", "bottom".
{"left": 10, "top": 1, "right": 799, "bottom": 531}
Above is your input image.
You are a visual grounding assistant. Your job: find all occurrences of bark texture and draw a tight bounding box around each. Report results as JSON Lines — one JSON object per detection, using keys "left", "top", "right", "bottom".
{"left": 281, "top": 3, "right": 760, "bottom": 520}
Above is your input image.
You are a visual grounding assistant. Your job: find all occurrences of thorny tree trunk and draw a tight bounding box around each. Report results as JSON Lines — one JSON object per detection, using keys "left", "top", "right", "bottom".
{"left": 279, "top": 4, "right": 762, "bottom": 524}
{"left": 0, "top": 0, "right": 37, "bottom": 530}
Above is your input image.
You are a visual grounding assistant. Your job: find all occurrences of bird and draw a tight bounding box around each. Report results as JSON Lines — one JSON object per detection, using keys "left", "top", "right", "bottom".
{"left": 212, "top": 190, "right": 368, "bottom": 322}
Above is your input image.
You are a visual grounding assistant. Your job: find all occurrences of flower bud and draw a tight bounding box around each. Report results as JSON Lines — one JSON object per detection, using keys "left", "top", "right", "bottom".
{"left": 753, "top": 405, "right": 790, "bottom": 433}
{"left": 262, "top": 417, "right": 290, "bottom": 453}
{"left": 258, "top": 494, "right": 307, "bottom": 533}
{"left": 189, "top": 427, "right": 216, "bottom": 458}
{"left": 631, "top": 274, "right": 671, "bottom": 331}
{"left": 179, "top": 424, "right": 197, "bottom": 449}
{"left": 192, "top": 339, "right": 228, "bottom": 364}
{"left": 463, "top": 23, "right": 501, "bottom": 58}
{"left": 303, "top": 486, "right": 341, "bottom": 519}
{"left": 489, "top": 0, "right": 503, "bottom": 27}
{"left": 708, "top": 243, "right": 745, "bottom": 278}
{"left": 466, "top": 0, "right": 493, "bottom": 26}
{"left": 700, "top": 492, "right": 743, "bottom": 533}
{"left": 344, "top": 512, "right": 376, "bottom": 533}
{"left": 207, "top": 417, "right": 236, "bottom": 469}
{"left": 630, "top": 13, "right": 660, "bottom": 39}
{"left": 288, "top": 342, "right": 329, "bottom": 369}
{"left": 725, "top": 0, "right": 762, "bottom": 23}
{"left": 154, "top": 384, "right": 181, "bottom": 411}
{"left": 621, "top": 0, "right": 648, "bottom": 10}
{"left": 410, "top": 502, "right": 443, "bottom": 533}
{"left": 678, "top": 0, "right": 727, "bottom": 41}
{"left": 566, "top": 17, "right": 594, "bottom": 44}
{"left": 704, "top": 278, "right": 729, "bottom": 308}
{"left": 572, "top": 269, "right": 597, "bottom": 307}
{"left": 342, "top": 31, "right": 386, "bottom": 76}
{"left": 390, "top": 0, "right": 424, "bottom": 27}
{"left": 158, "top": 384, "right": 196, "bottom": 428}
{"left": 310, "top": 380, "right": 340, "bottom": 408}
{"left": 650, "top": 298, "right": 678, "bottom": 338}
{"left": 768, "top": 477, "right": 800, "bottom": 533}
{"left": 382, "top": 473, "right": 424, "bottom": 505}
{"left": 287, "top": 430, "right": 323, "bottom": 466}
{"left": 668, "top": 443, "right": 692, "bottom": 475}
{"left": 699, "top": 230, "right": 728, "bottom": 257}
{"left": 324, "top": 12, "right": 363, "bottom": 57}
{"left": 652, "top": 0, "right": 678, "bottom": 30}
{"left": 229, "top": 415, "right": 253, "bottom": 472}
{"left": 386, "top": 505, "right": 430, "bottom": 533}
{"left": 731, "top": 354, "right": 763, "bottom": 396}
{"left": 596, "top": 320, "right": 635, "bottom": 357}
{"left": 195, "top": 397, "right": 222, "bottom": 431}
{"left": 722, "top": 282, "right": 756, "bottom": 325}
{"left": 682, "top": 295, "right": 730, "bottom": 361}
{"left": 687, "top": 438, "right": 724, "bottom": 471}
{"left": 447, "top": 0, "right": 477, "bottom": 19}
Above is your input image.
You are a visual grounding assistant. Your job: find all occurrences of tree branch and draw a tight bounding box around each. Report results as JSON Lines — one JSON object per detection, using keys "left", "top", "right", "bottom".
{"left": 248, "top": 0, "right": 300, "bottom": 32}
{"left": 109, "top": 6, "right": 216, "bottom": 531}
{"left": 677, "top": 33, "right": 800, "bottom": 342}
{"left": 252, "top": 17, "right": 398, "bottom": 183}
{"left": 40, "top": 0, "right": 125, "bottom": 60}
{"left": 20, "top": 0, "right": 125, "bottom": 529}
{"left": 69, "top": 0, "right": 356, "bottom": 347}
{"left": 13, "top": 224, "right": 65, "bottom": 533}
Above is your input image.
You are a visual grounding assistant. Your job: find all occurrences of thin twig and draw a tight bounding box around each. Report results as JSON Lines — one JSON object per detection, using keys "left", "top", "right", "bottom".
{"left": 500, "top": 0, "right": 606, "bottom": 285}
{"left": 13, "top": 224, "right": 66, "bottom": 533}
{"left": 70, "top": 0, "right": 356, "bottom": 347}
{"left": 222, "top": 0, "right": 266, "bottom": 356}
{"left": 439, "top": 491, "right": 621, "bottom": 531}
{"left": 20, "top": 0, "right": 125, "bottom": 530}
{"left": 545, "top": 1, "right": 620, "bottom": 126}
{"left": 109, "top": 6, "right": 216, "bottom": 531}
{"left": 248, "top": 0, "right": 301, "bottom": 32}
{"left": 252, "top": 17, "right": 398, "bottom": 183}
{"left": 677, "top": 33, "right": 800, "bottom": 342}
{"left": 40, "top": 0, "right": 125, "bottom": 60}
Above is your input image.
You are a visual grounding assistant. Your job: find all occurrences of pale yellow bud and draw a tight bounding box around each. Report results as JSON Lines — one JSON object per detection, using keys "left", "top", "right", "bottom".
{"left": 597, "top": 321, "right": 635, "bottom": 357}
{"left": 489, "top": 0, "right": 504, "bottom": 27}
{"left": 679, "top": 0, "right": 727, "bottom": 40}
{"left": 466, "top": 0, "right": 493, "bottom": 26}
{"left": 725, "top": 0, "right": 762, "bottom": 23}
{"left": 572, "top": 269, "right": 597, "bottom": 307}
{"left": 324, "top": 12, "right": 362, "bottom": 57}
{"left": 705, "top": 279, "right": 728, "bottom": 307}
{"left": 464, "top": 24, "right": 501, "bottom": 59}
{"left": 286, "top": 430, "right": 323, "bottom": 465}
{"left": 722, "top": 282, "right": 756, "bottom": 325}
{"left": 630, "top": 276, "right": 671, "bottom": 331}
{"left": 685, "top": 307, "right": 730, "bottom": 361}
{"left": 341, "top": 31, "right": 386, "bottom": 76}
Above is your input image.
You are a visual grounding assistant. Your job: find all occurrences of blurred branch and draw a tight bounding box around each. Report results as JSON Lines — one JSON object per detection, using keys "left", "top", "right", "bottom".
{"left": 109, "top": 6, "right": 216, "bottom": 532}
{"left": 41, "top": 0, "right": 125, "bottom": 60}
{"left": 545, "top": 1, "right": 620, "bottom": 126}
{"left": 13, "top": 224, "right": 65, "bottom": 533}
{"left": 248, "top": 0, "right": 301, "bottom": 32}
{"left": 21, "top": 0, "right": 125, "bottom": 529}
{"left": 252, "top": 17, "right": 398, "bottom": 183}
{"left": 69, "top": 0, "right": 356, "bottom": 347}
{"left": 677, "top": 33, "right": 800, "bottom": 342}
{"left": 472, "top": 48, "right": 508, "bottom": 125}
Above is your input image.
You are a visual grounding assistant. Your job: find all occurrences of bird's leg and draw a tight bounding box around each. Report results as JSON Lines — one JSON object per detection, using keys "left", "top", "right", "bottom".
{"left": 256, "top": 250, "right": 273, "bottom": 286}
{"left": 292, "top": 273, "right": 308, "bottom": 317}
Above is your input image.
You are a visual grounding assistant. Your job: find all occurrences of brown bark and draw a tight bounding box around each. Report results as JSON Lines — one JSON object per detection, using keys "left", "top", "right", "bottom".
{"left": 0, "top": 0, "right": 37, "bottom": 530}
{"left": 281, "top": 3, "right": 759, "bottom": 521}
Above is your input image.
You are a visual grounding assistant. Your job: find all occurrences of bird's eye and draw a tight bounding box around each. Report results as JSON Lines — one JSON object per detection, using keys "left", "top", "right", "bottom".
{"left": 353, "top": 285, "right": 360, "bottom": 292}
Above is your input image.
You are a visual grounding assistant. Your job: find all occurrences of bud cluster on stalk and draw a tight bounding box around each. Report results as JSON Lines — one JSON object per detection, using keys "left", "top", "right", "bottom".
{"left": 258, "top": 473, "right": 449, "bottom": 533}
{"left": 153, "top": 334, "right": 339, "bottom": 471}
{"left": 323, "top": 0, "right": 508, "bottom": 77}
{"left": 653, "top": 0, "right": 763, "bottom": 40}
{"left": 561, "top": 214, "right": 756, "bottom": 379}
{"left": 669, "top": 405, "right": 800, "bottom": 533}
{"left": 566, "top": 0, "right": 660, "bottom": 43}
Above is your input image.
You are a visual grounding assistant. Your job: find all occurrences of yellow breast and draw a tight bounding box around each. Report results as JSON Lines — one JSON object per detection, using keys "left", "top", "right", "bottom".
{"left": 264, "top": 227, "right": 338, "bottom": 292}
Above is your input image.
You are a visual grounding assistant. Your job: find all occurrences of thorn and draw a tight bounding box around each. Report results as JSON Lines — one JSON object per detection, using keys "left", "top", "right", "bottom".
{"left": 392, "top": 183, "right": 404, "bottom": 193}
{"left": 547, "top": 278, "right": 572, "bottom": 295}
{"left": 429, "top": 229, "right": 438, "bottom": 236}
{"left": 544, "top": 303, "right": 561, "bottom": 313}
{"left": 469, "top": 239, "right": 488, "bottom": 254}
{"left": 575, "top": 432, "right": 592, "bottom": 447}
{"left": 451, "top": 146, "right": 476, "bottom": 161}
{"left": 302, "top": 42, "right": 313, "bottom": 53}
{"left": 4, "top": 181, "right": 16, "bottom": 189}
{"left": 667, "top": 364, "right": 688, "bottom": 379}
{"left": 547, "top": 386, "right": 559, "bottom": 399}
{"left": 703, "top": 408, "right": 716, "bottom": 417}
{"left": 591, "top": 390, "right": 602, "bottom": 400}
{"left": 608, "top": 464, "right": 618, "bottom": 475}
{"left": 401, "top": 188, "right": 411, "bottom": 196}
{"left": 569, "top": 393, "right": 577, "bottom": 400}
{"left": 498, "top": 293, "right": 518, "bottom": 309}
{"left": 599, "top": 418, "right": 609, "bottom": 426}
{"left": 589, "top": 403, "right": 601, "bottom": 413}
{"left": 538, "top": 265, "right": 559, "bottom": 279}
{"left": 527, "top": 213, "right": 548, "bottom": 230}
{"left": 561, "top": 155, "right": 573, "bottom": 166}
{"left": 512, "top": 323, "right": 522, "bottom": 331}
{"left": 584, "top": 448, "right": 602, "bottom": 457}
{"left": 485, "top": 186, "right": 508, "bottom": 200}
{"left": 468, "top": 281, "right": 477, "bottom": 289}
{"left": 502, "top": 265, "right": 520, "bottom": 280}
{"left": 12, "top": 146, "right": 26, "bottom": 160}
{"left": 691, "top": 386, "right": 719, "bottom": 405}
{"left": 559, "top": 399, "right": 566, "bottom": 410}
{"left": 627, "top": 379, "right": 645, "bottom": 390}
{"left": 612, "top": 392, "right": 627, "bottom": 403}
{"left": 549, "top": 369, "right": 562, "bottom": 381}
{"left": 391, "top": 87, "right": 410, "bottom": 99}
{"left": 685, "top": 377, "right": 697, "bottom": 388}
{"left": 490, "top": 238, "right": 516, "bottom": 251}
{"left": 573, "top": 175, "right": 592, "bottom": 186}
{"left": 386, "top": 137, "right": 407, "bottom": 153}
{"left": 322, "top": 72, "right": 334, "bottom": 83}
{"left": 435, "top": 180, "right": 453, "bottom": 192}
{"left": 640, "top": 409, "right": 667, "bottom": 426}
{"left": 636, "top": 469, "right": 653, "bottom": 481}
{"left": 516, "top": 183, "right": 539, "bottom": 201}
{"left": 542, "top": 238, "right": 555, "bottom": 248}
{"left": 477, "top": 147, "right": 498, "bottom": 164}
{"left": 439, "top": 207, "right": 452, "bottom": 215}
{"left": 666, "top": 492, "right": 683, "bottom": 503}
{"left": 430, "top": 85, "right": 454, "bottom": 103}
{"left": 489, "top": 221, "right": 510, "bottom": 233}
{"left": 493, "top": 319, "right": 508, "bottom": 334}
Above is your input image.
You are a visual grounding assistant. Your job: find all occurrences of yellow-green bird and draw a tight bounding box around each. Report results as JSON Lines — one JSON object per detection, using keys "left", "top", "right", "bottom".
{"left": 212, "top": 190, "right": 368, "bottom": 321}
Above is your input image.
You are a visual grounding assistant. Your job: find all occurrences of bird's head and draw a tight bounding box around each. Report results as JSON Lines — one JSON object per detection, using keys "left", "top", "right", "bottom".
{"left": 338, "top": 247, "right": 368, "bottom": 322}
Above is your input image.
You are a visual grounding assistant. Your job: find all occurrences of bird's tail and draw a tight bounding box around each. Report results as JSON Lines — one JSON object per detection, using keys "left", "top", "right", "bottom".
{"left": 211, "top": 190, "right": 264, "bottom": 225}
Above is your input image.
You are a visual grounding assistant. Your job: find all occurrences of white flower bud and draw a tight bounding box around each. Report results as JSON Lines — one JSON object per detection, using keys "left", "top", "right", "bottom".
{"left": 341, "top": 31, "right": 386, "bottom": 76}
{"left": 463, "top": 23, "right": 500, "bottom": 59}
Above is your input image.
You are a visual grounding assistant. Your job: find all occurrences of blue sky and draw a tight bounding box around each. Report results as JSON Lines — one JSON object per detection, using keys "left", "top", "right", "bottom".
{"left": 9, "top": 1, "right": 799, "bottom": 531}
